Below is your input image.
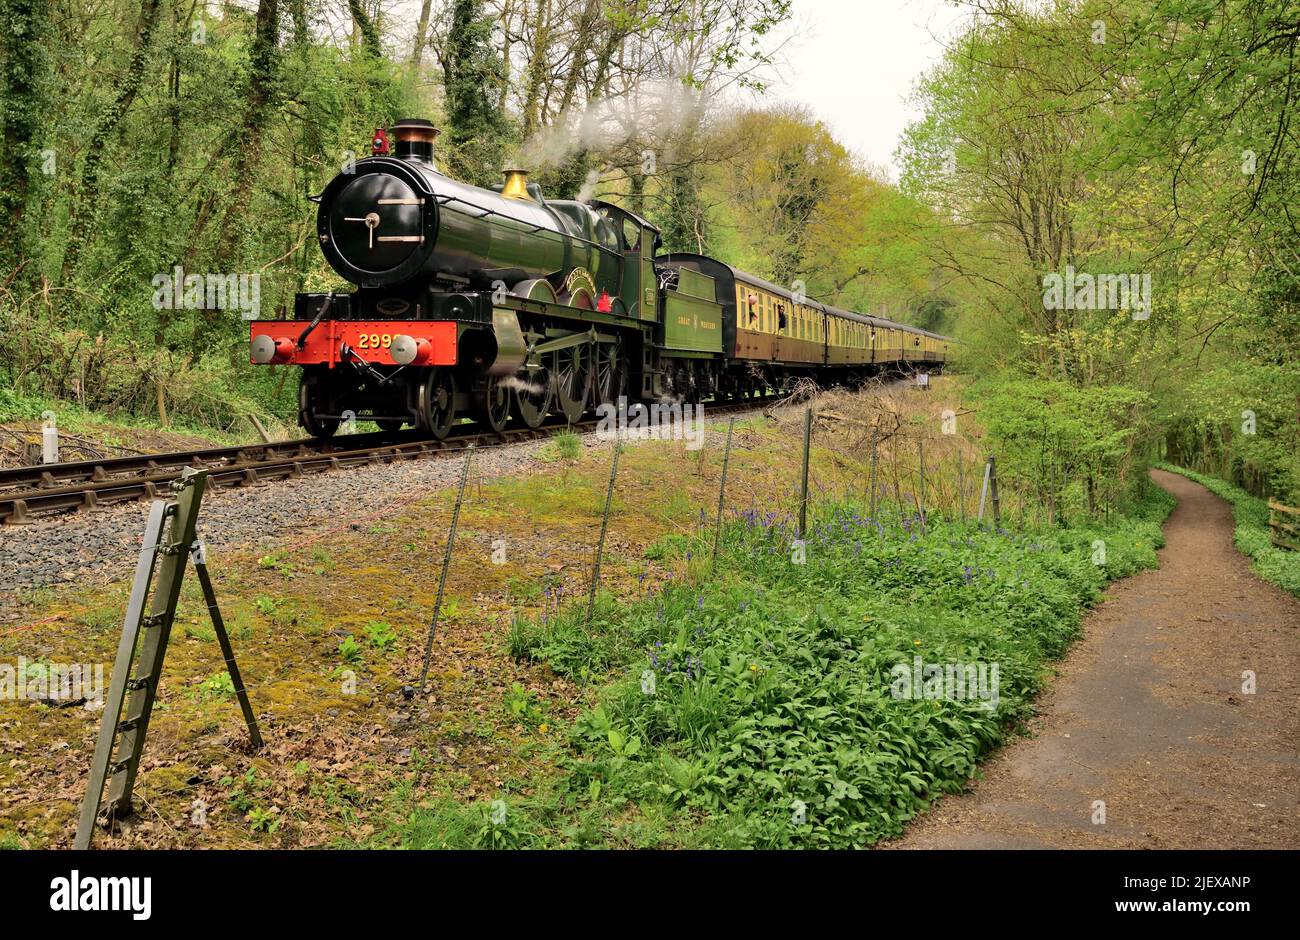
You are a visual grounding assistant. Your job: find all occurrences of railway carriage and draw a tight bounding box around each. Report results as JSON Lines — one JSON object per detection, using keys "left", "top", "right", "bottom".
{"left": 655, "top": 254, "right": 951, "bottom": 394}
{"left": 247, "top": 118, "right": 951, "bottom": 438}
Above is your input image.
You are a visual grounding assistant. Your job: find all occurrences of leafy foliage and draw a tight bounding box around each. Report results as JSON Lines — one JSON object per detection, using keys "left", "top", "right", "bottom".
{"left": 503, "top": 488, "right": 1171, "bottom": 847}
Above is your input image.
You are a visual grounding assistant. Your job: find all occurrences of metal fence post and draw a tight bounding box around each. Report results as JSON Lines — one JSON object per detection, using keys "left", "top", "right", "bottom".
{"left": 957, "top": 451, "right": 965, "bottom": 518}
{"left": 868, "top": 426, "right": 879, "bottom": 518}
{"left": 586, "top": 438, "right": 622, "bottom": 624}
{"left": 917, "top": 437, "right": 927, "bottom": 534}
{"left": 990, "top": 455, "right": 1002, "bottom": 528}
{"left": 798, "top": 407, "right": 812, "bottom": 537}
{"left": 712, "top": 416, "right": 736, "bottom": 563}
{"left": 978, "top": 457, "right": 992, "bottom": 522}
{"left": 416, "top": 445, "right": 473, "bottom": 691}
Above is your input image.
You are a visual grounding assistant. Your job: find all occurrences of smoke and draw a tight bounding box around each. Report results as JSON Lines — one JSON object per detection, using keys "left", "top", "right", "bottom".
{"left": 576, "top": 168, "right": 603, "bottom": 203}
{"left": 515, "top": 79, "right": 710, "bottom": 176}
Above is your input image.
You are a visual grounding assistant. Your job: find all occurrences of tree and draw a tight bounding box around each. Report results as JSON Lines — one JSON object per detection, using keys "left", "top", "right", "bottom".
{"left": 443, "top": 0, "right": 511, "bottom": 186}
{"left": 0, "top": 0, "right": 50, "bottom": 284}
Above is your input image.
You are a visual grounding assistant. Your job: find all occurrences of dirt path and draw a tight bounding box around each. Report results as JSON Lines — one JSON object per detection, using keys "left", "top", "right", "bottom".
{"left": 895, "top": 469, "right": 1300, "bottom": 849}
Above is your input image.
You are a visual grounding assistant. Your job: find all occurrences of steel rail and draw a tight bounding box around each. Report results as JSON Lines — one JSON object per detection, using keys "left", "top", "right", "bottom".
{"left": 1, "top": 396, "right": 782, "bottom": 524}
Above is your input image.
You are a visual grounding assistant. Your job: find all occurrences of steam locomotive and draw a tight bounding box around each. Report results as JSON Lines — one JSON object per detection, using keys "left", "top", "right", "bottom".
{"left": 248, "top": 118, "right": 951, "bottom": 438}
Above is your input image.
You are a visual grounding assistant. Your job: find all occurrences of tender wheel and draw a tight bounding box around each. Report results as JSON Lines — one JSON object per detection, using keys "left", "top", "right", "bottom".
{"left": 513, "top": 364, "right": 552, "bottom": 429}
{"left": 592, "top": 338, "right": 626, "bottom": 407}
{"left": 477, "top": 374, "right": 512, "bottom": 434}
{"left": 552, "top": 345, "right": 589, "bottom": 423}
{"left": 299, "top": 372, "right": 339, "bottom": 438}
{"left": 418, "top": 368, "right": 458, "bottom": 439}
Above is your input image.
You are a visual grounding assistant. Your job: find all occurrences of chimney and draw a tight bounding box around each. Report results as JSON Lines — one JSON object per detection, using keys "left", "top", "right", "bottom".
{"left": 500, "top": 168, "right": 534, "bottom": 201}
{"left": 391, "top": 118, "right": 439, "bottom": 163}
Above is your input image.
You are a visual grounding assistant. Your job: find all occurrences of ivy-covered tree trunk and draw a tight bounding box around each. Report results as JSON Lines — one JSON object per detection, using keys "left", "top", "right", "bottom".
{"left": 521, "top": 0, "right": 552, "bottom": 137}
{"left": 662, "top": 161, "right": 705, "bottom": 254}
{"left": 60, "top": 0, "right": 163, "bottom": 281}
{"left": 0, "top": 0, "right": 50, "bottom": 284}
{"left": 213, "top": 0, "right": 281, "bottom": 271}
{"left": 348, "top": 0, "right": 382, "bottom": 59}
{"left": 444, "top": 0, "right": 509, "bottom": 187}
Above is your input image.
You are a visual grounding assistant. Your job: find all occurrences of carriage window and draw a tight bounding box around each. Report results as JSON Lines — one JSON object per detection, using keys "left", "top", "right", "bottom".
{"left": 777, "top": 303, "right": 787, "bottom": 331}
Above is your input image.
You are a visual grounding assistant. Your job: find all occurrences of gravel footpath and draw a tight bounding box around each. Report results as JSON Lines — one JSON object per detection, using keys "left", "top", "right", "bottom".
{"left": 893, "top": 469, "right": 1300, "bottom": 849}
{"left": 0, "top": 433, "right": 580, "bottom": 617}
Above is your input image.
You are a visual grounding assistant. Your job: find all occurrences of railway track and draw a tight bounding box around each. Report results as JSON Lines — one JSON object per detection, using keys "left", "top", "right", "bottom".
{"left": 0, "top": 396, "right": 784, "bottom": 524}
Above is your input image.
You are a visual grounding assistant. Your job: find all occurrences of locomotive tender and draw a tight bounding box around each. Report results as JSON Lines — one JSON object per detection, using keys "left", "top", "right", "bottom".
{"left": 248, "top": 118, "right": 952, "bottom": 438}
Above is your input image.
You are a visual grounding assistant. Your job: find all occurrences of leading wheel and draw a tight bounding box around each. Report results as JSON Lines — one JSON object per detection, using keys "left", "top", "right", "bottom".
{"left": 418, "top": 369, "right": 457, "bottom": 439}
{"left": 299, "top": 372, "right": 339, "bottom": 438}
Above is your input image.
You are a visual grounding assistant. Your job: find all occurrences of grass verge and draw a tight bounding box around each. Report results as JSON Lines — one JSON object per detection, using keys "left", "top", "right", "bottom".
{"left": 399, "top": 476, "right": 1175, "bottom": 848}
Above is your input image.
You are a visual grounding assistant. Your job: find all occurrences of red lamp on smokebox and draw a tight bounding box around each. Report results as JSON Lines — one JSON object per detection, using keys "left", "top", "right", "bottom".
{"left": 371, "top": 127, "right": 391, "bottom": 156}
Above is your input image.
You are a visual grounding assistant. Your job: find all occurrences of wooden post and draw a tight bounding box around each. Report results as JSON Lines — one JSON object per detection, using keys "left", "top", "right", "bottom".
{"left": 247, "top": 414, "right": 273, "bottom": 444}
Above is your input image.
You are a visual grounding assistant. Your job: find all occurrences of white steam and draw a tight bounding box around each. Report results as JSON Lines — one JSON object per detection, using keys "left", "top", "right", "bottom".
{"left": 515, "top": 79, "right": 709, "bottom": 180}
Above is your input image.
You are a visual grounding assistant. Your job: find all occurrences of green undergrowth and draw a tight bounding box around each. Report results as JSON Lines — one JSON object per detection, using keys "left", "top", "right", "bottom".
{"left": 398, "top": 479, "right": 1174, "bottom": 849}
{"left": 1156, "top": 463, "right": 1300, "bottom": 597}
{"left": 0, "top": 386, "right": 249, "bottom": 446}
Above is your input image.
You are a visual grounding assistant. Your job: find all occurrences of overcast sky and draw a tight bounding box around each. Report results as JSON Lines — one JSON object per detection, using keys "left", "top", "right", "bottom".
{"left": 760, "top": 0, "right": 970, "bottom": 179}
